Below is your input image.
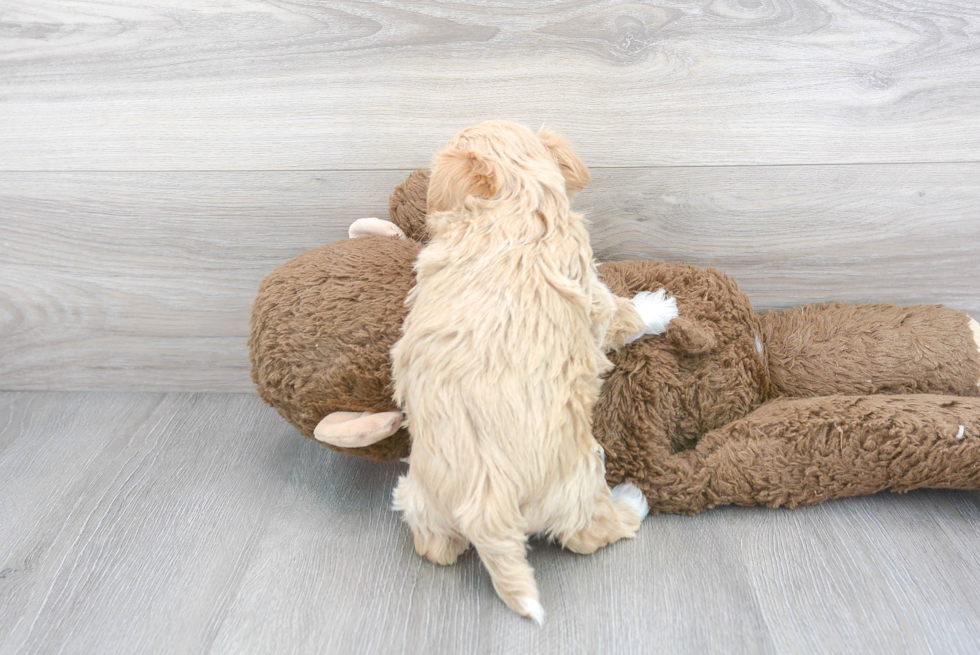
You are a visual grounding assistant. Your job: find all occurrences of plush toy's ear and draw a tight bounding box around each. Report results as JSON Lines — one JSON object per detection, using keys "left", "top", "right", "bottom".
{"left": 538, "top": 128, "right": 591, "bottom": 197}
{"left": 427, "top": 149, "right": 500, "bottom": 213}
{"left": 348, "top": 217, "right": 407, "bottom": 239}
{"left": 313, "top": 411, "right": 404, "bottom": 448}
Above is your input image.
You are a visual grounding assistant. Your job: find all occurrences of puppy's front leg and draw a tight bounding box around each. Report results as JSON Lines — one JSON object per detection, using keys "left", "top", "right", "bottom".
{"left": 589, "top": 280, "right": 639, "bottom": 351}
{"left": 625, "top": 289, "right": 679, "bottom": 344}
{"left": 591, "top": 281, "right": 678, "bottom": 351}
{"left": 602, "top": 294, "right": 645, "bottom": 351}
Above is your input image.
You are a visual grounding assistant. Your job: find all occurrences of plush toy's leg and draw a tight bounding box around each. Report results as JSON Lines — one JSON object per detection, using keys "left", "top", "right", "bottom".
{"left": 694, "top": 395, "right": 980, "bottom": 512}
{"left": 759, "top": 303, "right": 980, "bottom": 398}
{"left": 348, "top": 217, "right": 407, "bottom": 240}
{"left": 313, "top": 411, "right": 403, "bottom": 447}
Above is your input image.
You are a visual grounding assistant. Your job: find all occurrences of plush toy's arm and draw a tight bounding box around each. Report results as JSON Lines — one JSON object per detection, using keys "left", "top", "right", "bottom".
{"left": 759, "top": 303, "right": 980, "bottom": 398}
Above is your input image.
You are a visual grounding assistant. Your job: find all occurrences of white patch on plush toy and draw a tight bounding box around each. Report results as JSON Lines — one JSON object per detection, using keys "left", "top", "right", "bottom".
{"left": 314, "top": 410, "right": 403, "bottom": 447}
{"left": 956, "top": 425, "right": 966, "bottom": 440}
{"left": 611, "top": 481, "right": 650, "bottom": 521}
{"left": 519, "top": 597, "right": 545, "bottom": 626}
{"left": 349, "top": 217, "right": 407, "bottom": 240}
{"left": 627, "top": 289, "right": 679, "bottom": 343}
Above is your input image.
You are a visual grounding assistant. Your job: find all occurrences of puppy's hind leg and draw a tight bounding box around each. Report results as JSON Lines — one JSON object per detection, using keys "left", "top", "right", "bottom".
{"left": 456, "top": 488, "right": 543, "bottom": 624}
{"left": 559, "top": 451, "right": 648, "bottom": 555}
{"left": 562, "top": 485, "right": 646, "bottom": 554}
{"left": 392, "top": 473, "right": 469, "bottom": 565}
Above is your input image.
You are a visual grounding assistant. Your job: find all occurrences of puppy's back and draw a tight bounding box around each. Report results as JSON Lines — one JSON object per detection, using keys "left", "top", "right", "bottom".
{"left": 394, "top": 215, "right": 603, "bottom": 490}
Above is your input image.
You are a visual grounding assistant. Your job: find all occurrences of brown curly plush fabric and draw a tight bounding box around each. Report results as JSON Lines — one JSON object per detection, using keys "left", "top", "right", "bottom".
{"left": 388, "top": 169, "right": 431, "bottom": 244}
{"left": 630, "top": 395, "right": 980, "bottom": 514}
{"left": 249, "top": 235, "right": 420, "bottom": 461}
{"left": 596, "top": 262, "right": 770, "bottom": 454}
{"left": 589, "top": 264, "right": 980, "bottom": 511}
{"left": 759, "top": 302, "right": 980, "bottom": 397}
{"left": 249, "top": 169, "right": 980, "bottom": 513}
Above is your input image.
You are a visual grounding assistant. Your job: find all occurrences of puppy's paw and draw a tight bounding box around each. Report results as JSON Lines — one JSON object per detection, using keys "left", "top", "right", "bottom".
{"left": 626, "top": 289, "right": 678, "bottom": 343}
{"left": 349, "top": 217, "right": 407, "bottom": 239}
{"left": 414, "top": 532, "right": 470, "bottom": 566}
{"left": 611, "top": 481, "right": 650, "bottom": 522}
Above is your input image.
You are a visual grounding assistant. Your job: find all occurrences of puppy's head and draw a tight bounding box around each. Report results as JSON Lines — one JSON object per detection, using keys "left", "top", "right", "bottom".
{"left": 426, "top": 121, "right": 590, "bottom": 215}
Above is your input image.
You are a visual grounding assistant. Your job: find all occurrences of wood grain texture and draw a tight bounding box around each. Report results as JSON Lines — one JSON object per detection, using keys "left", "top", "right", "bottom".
{"left": 3, "top": 0, "right": 979, "bottom": 649}
{"left": 2, "top": 391, "right": 980, "bottom": 654}
{"left": 2, "top": 165, "right": 977, "bottom": 392}
{"left": 586, "top": 164, "right": 980, "bottom": 315}
{"left": 0, "top": 392, "right": 299, "bottom": 654}
{"left": 0, "top": 170, "right": 408, "bottom": 391}
{"left": 729, "top": 492, "right": 980, "bottom": 652}
{"left": 2, "top": 0, "right": 980, "bottom": 170}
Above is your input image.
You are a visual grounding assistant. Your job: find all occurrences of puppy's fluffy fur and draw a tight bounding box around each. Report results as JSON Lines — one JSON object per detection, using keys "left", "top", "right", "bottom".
{"left": 391, "top": 121, "right": 649, "bottom": 622}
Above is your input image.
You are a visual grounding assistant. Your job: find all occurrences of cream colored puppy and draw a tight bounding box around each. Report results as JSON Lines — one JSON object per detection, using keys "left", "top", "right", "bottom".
{"left": 391, "top": 121, "right": 674, "bottom": 623}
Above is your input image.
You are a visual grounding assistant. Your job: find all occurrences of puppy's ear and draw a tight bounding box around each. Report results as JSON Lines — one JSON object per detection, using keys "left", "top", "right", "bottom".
{"left": 538, "top": 128, "right": 591, "bottom": 197}
{"left": 428, "top": 149, "right": 499, "bottom": 212}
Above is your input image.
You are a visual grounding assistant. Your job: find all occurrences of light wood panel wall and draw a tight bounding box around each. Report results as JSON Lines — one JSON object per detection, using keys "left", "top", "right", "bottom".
{"left": 1, "top": 0, "right": 978, "bottom": 391}
{"left": 3, "top": 0, "right": 980, "bottom": 169}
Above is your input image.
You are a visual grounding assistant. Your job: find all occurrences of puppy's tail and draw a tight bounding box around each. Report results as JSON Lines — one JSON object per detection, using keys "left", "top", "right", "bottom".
{"left": 455, "top": 480, "right": 543, "bottom": 625}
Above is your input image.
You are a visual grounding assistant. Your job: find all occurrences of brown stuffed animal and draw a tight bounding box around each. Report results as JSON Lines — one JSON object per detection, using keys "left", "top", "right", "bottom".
{"left": 249, "top": 169, "right": 980, "bottom": 514}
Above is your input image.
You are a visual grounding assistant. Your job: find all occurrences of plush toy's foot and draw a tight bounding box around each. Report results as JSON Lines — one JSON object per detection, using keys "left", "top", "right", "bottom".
{"left": 971, "top": 318, "right": 980, "bottom": 389}
{"left": 313, "top": 411, "right": 403, "bottom": 447}
{"left": 626, "top": 289, "right": 679, "bottom": 343}
{"left": 348, "top": 217, "right": 407, "bottom": 239}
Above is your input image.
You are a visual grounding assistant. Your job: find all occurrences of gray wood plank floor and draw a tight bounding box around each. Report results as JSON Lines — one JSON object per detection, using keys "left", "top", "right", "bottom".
{"left": 3, "top": 391, "right": 980, "bottom": 655}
